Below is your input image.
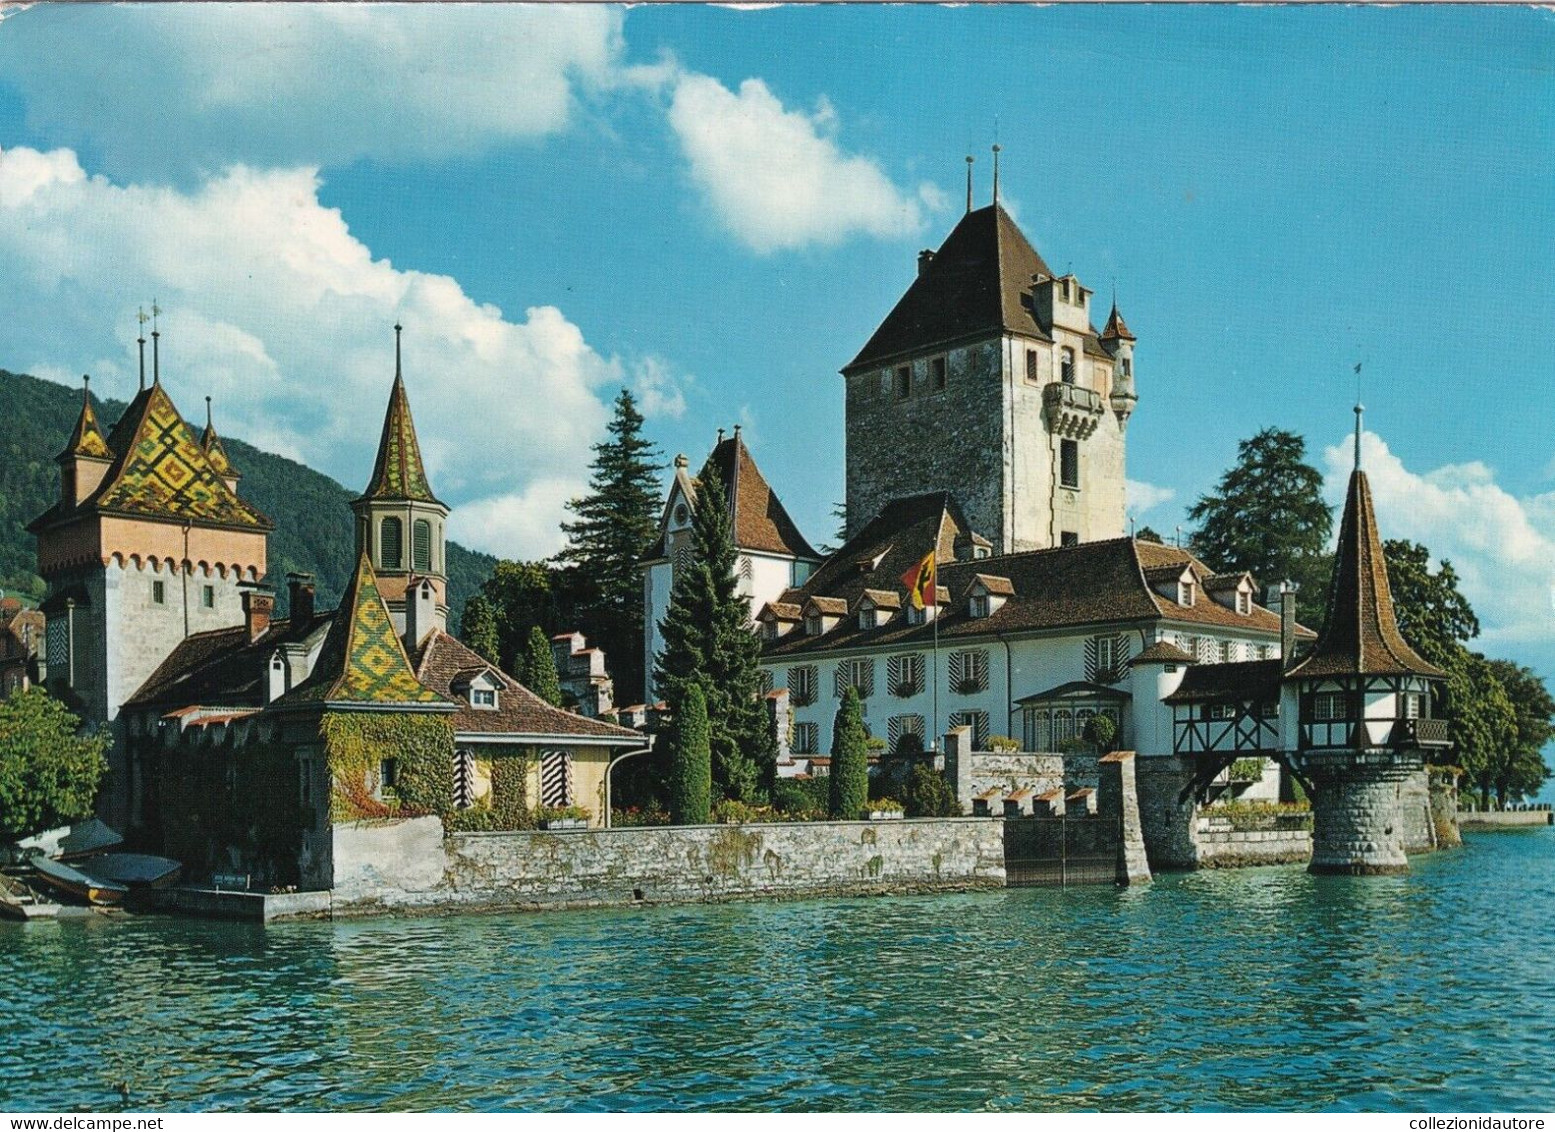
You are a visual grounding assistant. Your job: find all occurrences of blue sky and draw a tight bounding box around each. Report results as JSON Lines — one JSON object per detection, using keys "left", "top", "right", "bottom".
{"left": 0, "top": 4, "right": 1552, "bottom": 686}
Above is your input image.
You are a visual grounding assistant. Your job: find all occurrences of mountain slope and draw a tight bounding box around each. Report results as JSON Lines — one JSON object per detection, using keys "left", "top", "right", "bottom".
{"left": 0, "top": 369, "right": 494, "bottom": 616}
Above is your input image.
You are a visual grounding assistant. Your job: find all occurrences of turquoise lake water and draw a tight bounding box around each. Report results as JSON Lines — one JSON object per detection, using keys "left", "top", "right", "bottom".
{"left": 2, "top": 828, "right": 1552, "bottom": 1113}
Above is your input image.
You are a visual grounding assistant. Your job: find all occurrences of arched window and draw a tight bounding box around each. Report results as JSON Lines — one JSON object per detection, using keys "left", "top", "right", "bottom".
{"left": 413, "top": 519, "right": 432, "bottom": 573}
{"left": 380, "top": 517, "right": 404, "bottom": 570}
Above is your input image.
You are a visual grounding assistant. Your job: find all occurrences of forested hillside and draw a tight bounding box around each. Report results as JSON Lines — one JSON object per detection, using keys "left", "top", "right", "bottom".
{"left": 0, "top": 369, "right": 494, "bottom": 615}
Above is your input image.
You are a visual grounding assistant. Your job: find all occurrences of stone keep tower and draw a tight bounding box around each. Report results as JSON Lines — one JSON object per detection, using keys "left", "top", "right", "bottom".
{"left": 841, "top": 201, "right": 1136, "bottom": 554}
{"left": 29, "top": 353, "right": 273, "bottom": 831}
{"left": 1282, "top": 413, "right": 1450, "bottom": 874}
{"left": 350, "top": 327, "right": 450, "bottom": 652}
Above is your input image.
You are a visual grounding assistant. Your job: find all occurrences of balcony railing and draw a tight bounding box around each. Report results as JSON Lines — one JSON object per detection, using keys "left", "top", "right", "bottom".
{"left": 1042, "top": 382, "right": 1104, "bottom": 414}
{"left": 1397, "top": 717, "right": 1452, "bottom": 748}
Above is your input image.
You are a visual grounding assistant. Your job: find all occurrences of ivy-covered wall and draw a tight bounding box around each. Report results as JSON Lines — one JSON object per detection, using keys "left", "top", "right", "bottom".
{"left": 322, "top": 711, "right": 456, "bottom": 822}
{"left": 445, "top": 749, "right": 535, "bottom": 832}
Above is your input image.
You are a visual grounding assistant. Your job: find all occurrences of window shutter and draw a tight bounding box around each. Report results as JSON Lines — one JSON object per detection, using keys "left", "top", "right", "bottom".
{"left": 413, "top": 519, "right": 432, "bottom": 572}
{"left": 381, "top": 517, "right": 403, "bottom": 570}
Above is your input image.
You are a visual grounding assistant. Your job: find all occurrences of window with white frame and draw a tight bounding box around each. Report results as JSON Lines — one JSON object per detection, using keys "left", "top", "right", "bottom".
{"left": 949, "top": 709, "right": 990, "bottom": 750}
{"left": 1060, "top": 347, "right": 1075, "bottom": 384}
{"left": 888, "top": 653, "right": 925, "bottom": 697}
{"left": 948, "top": 649, "right": 988, "bottom": 695}
{"left": 1023, "top": 708, "right": 1050, "bottom": 752}
{"left": 887, "top": 714, "right": 926, "bottom": 753}
{"left": 1402, "top": 692, "right": 1423, "bottom": 719}
{"left": 1220, "top": 640, "right": 1238, "bottom": 664}
{"left": 834, "top": 658, "right": 875, "bottom": 699}
{"left": 471, "top": 686, "right": 497, "bottom": 709}
{"left": 1195, "top": 637, "right": 1217, "bottom": 664}
{"left": 1236, "top": 589, "right": 1252, "bottom": 615}
{"left": 1180, "top": 578, "right": 1196, "bottom": 606}
{"left": 789, "top": 665, "right": 818, "bottom": 706}
{"left": 793, "top": 722, "right": 819, "bottom": 754}
{"left": 1052, "top": 709, "right": 1075, "bottom": 746}
{"left": 1313, "top": 691, "right": 1347, "bottom": 721}
{"left": 969, "top": 593, "right": 990, "bottom": 619}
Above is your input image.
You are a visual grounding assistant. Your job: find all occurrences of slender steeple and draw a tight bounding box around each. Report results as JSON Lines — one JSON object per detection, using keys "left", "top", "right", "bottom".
{"left": 358, "top": 325, "right": 441, "bottom": 505}
{"left": 60, "top": 374, "right": 112, "bottom": 462}
{"left": 1287, "top": 441, "right": 1442, "bottom": 681}
{"left": 200, "top": 395, "right": 239, "bottom": 483}
{"left": 151, "top": 301, "right": 161, "bottom": 386}
{"left": 992, "top": 143, "right": 1001, "bottom": 204}
{"left": 137, "top": 307, "right": 148, "bottom": 391}
{"left": 965, "top": 154, "right": 974, "bottom": 214}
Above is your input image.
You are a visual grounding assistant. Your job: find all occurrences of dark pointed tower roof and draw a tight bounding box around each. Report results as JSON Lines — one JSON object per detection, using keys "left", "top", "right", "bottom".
{"left": 200, "top": 397, "right": 239, "bottom": 480}
{"left": 357, "top": 337, "right": 442, "bottom": 506}
{"left": 702, "top": 430, "right": 820, "bottom": 559}
{"left": 1286, "top": 470, "right": 1443, "bottom": 680}
{"left": 59, "top": 379, "right": 112, "bottom": 462}
{"left": 282, "top": 552, "right": 449, "bottom": 707}
{"left": 845, "top": 203, "right": 1056, "bottom": 374}
{"left": 1100, "top": 303, "right": 1136, "bottom": 343}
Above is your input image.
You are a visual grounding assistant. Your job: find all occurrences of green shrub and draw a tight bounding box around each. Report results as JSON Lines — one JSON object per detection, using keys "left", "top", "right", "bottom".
{"left": 773, "top": 776, "right": 829, "bottom": 815}
{"left": 1083, "top": 714, "right": 1117, "bottom": 752}
{"left": 987, "top": 735, "right": 1020, "bottom": 752}
{"left": 533, "top": 803, "right": 592, "bottom": 824}
{"left": 903, "top": 764, "right": 962, "bottom": 817}
{"left": 894, "top": 732, "right": 925, "bottom": 757}
{"left": 870, "top": 797, "right": 905, "bottom": 815}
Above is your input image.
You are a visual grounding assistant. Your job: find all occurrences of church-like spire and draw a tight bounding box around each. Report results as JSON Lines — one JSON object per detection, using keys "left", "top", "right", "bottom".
{"left": 1286, "top": 458, "right": 1442, "bottom": 681}
{"left": 60, "top": 374, "right": 112, "bottom": 461}
{"left": 1100, "top": 302, "right": 1136, "bottom": 342}
{"left": 358, "top": 325, "right": 442, "bottom": 505}
{"left": 200, "top": 395, "right": 239, "bottom": 480}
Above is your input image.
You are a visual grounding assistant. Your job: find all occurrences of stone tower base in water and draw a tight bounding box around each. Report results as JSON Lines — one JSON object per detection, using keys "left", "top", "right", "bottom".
{"left": 1305, "top": 762, "right": 1419, "bottom": 875}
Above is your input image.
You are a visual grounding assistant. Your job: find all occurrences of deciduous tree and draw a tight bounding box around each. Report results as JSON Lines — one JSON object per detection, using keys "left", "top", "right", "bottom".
{"left": 0, "top": 689, "right": 108, "bottom": 842}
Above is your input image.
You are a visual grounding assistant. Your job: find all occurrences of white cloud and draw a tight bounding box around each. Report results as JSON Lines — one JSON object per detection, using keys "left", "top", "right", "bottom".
{"left": 1322, "top": 432, "right": 1555, "bottom": 653}
{"left": 0, "top": 146, "right": 633, "bottom": 560}
{"left": 665, "top": 73, "right": 934, "bottom": 253}
{"left": 1126, "top": 479, "right": 1176, "bottom": 515}
{"left": 631, "top": 356, "right": 690, "bottom": 420}
{"left": 0, "top": 5, "right": 624, "bottom": 178}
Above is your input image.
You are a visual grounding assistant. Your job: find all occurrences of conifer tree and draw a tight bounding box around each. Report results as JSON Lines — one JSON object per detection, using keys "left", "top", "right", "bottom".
{"left": 556, "top": 388, "right": 664, "bottom": 703}
{"left": 1188, "top": 428, "right": 1334, "bottom": 626}
{"left": 654, "top": 462, "right": 773, "bottom": 803}
{"left": 459, "top": 593, "right": 501, "bottom": 665}
{"left": 829, "top": 686, "right": 869, "bottom": 820}
{"left": 669, "top": 683, "right": 712, "bottom": 824}
{"left": 520, "top": 625, "right": 564, "bottom": 707}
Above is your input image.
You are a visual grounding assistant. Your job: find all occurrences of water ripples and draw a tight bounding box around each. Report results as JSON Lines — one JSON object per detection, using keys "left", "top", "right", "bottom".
{"left": 1, "top": 829, "right": 1551, "bottom": 1111}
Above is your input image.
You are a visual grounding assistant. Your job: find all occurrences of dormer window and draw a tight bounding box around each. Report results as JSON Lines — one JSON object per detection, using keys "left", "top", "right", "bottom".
{"left": 764, "top": 620, "right": 781, "bottom": 642}
{"left": 1181, "top": 579, "right": 1196, "bottom": 607}
{"left": 472, "top": 687, "right": 496, "bottom": 709}
{"left": 806, "top": 615, "right": 823, "bottom": 636}
{"left": 908, "top": 603, "right": 936, "bottom": 626}
{"left": 970, "top": 594, "right": 990, "bottom": 618}
{"left": 1236, "top": 590, "right": 1251, "bottom": 615}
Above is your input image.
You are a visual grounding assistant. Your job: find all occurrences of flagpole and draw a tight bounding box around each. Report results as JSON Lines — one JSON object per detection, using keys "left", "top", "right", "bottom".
{"left": 932, "top": 587, "right": 940, "bottom": 752}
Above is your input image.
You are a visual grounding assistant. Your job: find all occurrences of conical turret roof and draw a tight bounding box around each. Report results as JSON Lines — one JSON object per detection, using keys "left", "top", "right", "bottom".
{"left": 1286, "top": 470, "right": 1443, "bottom": 680}
{"left": 358, "top": 371, "right": 442, "bottom": 506}
{"left": 1100, "top": 303, "right": 1135, "bottom": 342}
{"left": 59, "top": 385, "right": 112, "bottom": 462}
{"left": 200, "top": 400, "right": 239, "bottom": 480}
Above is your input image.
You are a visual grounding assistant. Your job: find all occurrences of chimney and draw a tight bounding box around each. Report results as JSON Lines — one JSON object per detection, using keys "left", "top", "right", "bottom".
{"left": 1279, "top": 580, "right": 1298, "bottom": 668}
{"left": 404, "top": 577, "right": 436, "bottom": 654}
{"left": 917, "top": 249, "right": 935, "bottom": 277}
{"left": 287, "top": 572, "right": 316, "bottom": 627}
{"left": 240, "top": 585, "right": 275, "bottom": 644}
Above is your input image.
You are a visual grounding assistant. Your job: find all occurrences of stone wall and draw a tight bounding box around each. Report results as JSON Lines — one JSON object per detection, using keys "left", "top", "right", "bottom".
{"left": 330, "top": 815, "right": 1006, "bottom": 916}
{"left": 1135, "top": 754, "right": 1200, "bottom": 870}
{"left": 1194, "top": 817, "right": 1312, "bottom": 869}
{"left": 1307, "top": 768, "right": 1412, "bottom": 876}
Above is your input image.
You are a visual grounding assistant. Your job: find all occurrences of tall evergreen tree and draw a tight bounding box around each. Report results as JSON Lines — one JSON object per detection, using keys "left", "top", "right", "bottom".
{"left": 556, "top": 388, "right": 664, "bottom": 704}
{"left": 669, "top": 683, "right": 712, "bottom": 825}
{"left": 1187, "top": 428, "right": 1334, "bottom": 627}
{"left": 829, "top": 686, "right": 869, "bottom": 820}
{"left": 519, "top": 625, "right": 564, "bottom": 708}
{"left": 654, "top": 463, "right": 773, "bottom": 802}
{"left": 459, "top": 593, "right": 501, "bottom": 665}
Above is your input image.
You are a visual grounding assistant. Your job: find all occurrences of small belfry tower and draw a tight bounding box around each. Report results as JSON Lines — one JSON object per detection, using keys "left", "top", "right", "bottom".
{"left": 28, "top": 315, "right": 272, "bottom": 830}
{"left": 350, "top": 325, "right": 450, "bottom": 651}
{"left": 841, "top": 153, "right": 1137, "bottom": 554}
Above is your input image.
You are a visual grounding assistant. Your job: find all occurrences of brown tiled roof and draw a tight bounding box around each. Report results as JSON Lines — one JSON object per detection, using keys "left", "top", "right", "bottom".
{"left": 124, "top": 610, "right": 335, "bottom": 709}
{"left": 413, "top": 630, "right": 644, "bottom": 742}
{"left": 806, "top": 596, "right": 849, "bottom": 616}
{"left": 969, "top": 573, "right": 1015, "bottom": 597}
{"left": 760, "top": 602, "right": 802, "bottom": 622}
{"left": 645, "top": 433, "right": 818, "bottom": 561}
{"left": 1286, "top": 470, "right": 1444, "bottom": 680}
{"left": 1164, "top": 659, "right": 1285, "bottom": 704}
{"left": 1206, "top": 572, "right": 1251, "bottom": 592}
{"left": 1129, "top": 640, "right": 1196, "bottom": 665}
{"left": 1100, "top": 304, "right": 1136, "bottom": 342}
{"left": 764, "top": 533, "right": 1297, "bottom": 659}
{"left": 858, "top": 588, "right": 901, "bottom": 610}
{"left": 846, "top": 204, "right": 1057, "bottom": 373}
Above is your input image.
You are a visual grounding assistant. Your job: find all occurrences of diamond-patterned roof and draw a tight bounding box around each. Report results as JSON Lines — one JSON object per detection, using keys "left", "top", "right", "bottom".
{"left": 288, "top": 552, "right": 449, "bottom": 706}
{"left": 87, "top": 385, "right": 271, "bottom": 530}
{"left": 61, "top": 390, "right": 111, "bottom": 461}
{"left": 201, "top": 400, "right": 239, "bottom": 479}
{"left": 359, "top": 374, "right": 441, "bottom": 505}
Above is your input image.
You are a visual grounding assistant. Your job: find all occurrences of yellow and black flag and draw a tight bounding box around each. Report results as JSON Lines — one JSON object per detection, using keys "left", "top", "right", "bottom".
{"left": 900, "top": 550, "right": 937, "bottom": 611}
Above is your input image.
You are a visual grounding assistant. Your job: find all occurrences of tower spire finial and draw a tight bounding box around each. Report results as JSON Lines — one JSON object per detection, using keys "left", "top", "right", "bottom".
{"left": 151, "top": 299, "right": 161, "bottom": 385}
{"left": 206, "top": 394, "right": 213, "bottom": 431}
{"left": 82, "top": 373, "right": 90, "bottom": 404}
{"left": 964, "top": 154, "right": 974, "bottom": 214}
{"left": 1353, "top": 402, "right": 1364, "bottom": 472}
{"left": 136, "top": 306, "right": 148, "bottom": 391}
{"left": 394, "top": 322, "right": 403, "bottom": 381}
{"left": 992, "top": 143, "right": 1001, "bottom": 205}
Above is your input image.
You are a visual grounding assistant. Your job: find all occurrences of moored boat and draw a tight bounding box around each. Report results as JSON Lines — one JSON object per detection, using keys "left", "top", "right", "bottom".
{"left": 29, "top": 855, "right": 128, "bottom": 906}
{"left": 0, "top": 873, "right": 61, "bottom": 921}
{"left": 79, "top": 853, "right": 182, "bottom": 889}
{"left": 15, "top": 819, "right": 123, "bottom": 862}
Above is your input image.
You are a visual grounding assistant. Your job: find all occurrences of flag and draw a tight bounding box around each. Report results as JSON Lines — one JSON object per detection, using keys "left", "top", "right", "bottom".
{"left": 901, "top": 550, "right": 936, "bottom": 611}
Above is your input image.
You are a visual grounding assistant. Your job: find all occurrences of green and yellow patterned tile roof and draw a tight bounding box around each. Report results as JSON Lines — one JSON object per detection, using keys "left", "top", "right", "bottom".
{"left": 201, "top": 423, "right": 237, "bottom": 478}
{"left": 87, "top": 385, "right": 271, "bottom": 530}
{"left": 60, "top": 391, "right": 112, "bottom": 461}
{"left": 358, "top": 374, "right": 442, "bottom": 505}
{"left": 288, "top": 552, "right": 450, "bottom": 707}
